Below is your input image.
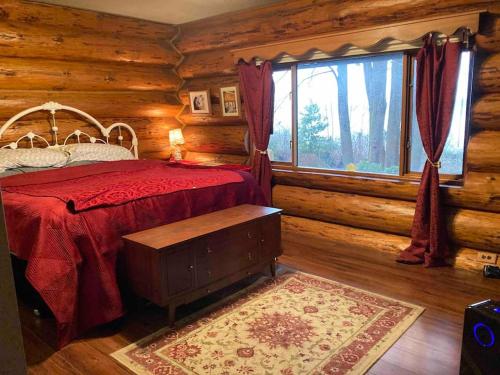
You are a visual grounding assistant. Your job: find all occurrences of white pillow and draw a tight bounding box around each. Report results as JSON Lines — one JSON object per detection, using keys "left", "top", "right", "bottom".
{"left": 64, "top": 143, "right": 134, "bottom": 163}
{"left": 0, "top": 148, "right": 69, "bottom": 172}
{"left": 0, "top": 150, "right": 19, "bottom": 172}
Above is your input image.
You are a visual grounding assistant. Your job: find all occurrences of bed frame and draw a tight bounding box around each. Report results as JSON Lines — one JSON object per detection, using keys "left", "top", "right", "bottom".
{"left": 0, "top": 102, "right": 139, "bottom": 158}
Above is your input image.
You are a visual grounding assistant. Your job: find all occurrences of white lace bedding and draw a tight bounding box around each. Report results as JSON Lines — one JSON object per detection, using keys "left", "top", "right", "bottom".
{"left": 0, "top": 144, "right": 134, "bottom": 173}
{"left": 0, "top": 161, "right": 98, "bottom": 178}
{"left": 65, "top": 143, "right": 134, "bottom": 163}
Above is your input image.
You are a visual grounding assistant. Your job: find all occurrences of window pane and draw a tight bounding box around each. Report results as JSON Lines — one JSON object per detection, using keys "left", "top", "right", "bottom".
{"left": 296, "top": 53, "right": 403, "bottom": 175}
{"left": 269, "top": 69, "right": 292, "bottom": 162}
{"left": 409, "top": 51, "right": 471, "bottom": 175}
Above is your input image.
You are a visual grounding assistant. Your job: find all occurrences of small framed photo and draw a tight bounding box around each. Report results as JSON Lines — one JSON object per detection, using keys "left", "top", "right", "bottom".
{"left": 220, "top": 86, "right": 241, "bottom": 117}
{"left": 189, "top": 90, "right": 211, "bottom": 115}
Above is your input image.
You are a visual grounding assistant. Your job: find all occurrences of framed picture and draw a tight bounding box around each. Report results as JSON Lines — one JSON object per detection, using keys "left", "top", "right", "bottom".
{"left": 189, "top": 90, "right": 211, "bottom": 115}
{"left": 220, "top": 86, "right": 241, "bottom": 117}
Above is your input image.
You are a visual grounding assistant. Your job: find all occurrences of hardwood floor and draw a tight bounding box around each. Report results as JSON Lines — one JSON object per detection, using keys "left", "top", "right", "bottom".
{"left": 19, "top": 245, "right": 499, "bottom": 375}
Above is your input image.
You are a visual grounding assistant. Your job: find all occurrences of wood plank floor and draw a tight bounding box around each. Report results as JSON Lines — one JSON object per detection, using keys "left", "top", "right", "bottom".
{"left": 19, "top": 245, "right": 500, "bottom": 375}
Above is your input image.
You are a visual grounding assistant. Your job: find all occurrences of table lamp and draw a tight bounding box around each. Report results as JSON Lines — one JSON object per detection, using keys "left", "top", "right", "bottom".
{"left": 169, "top": 128, "right": 185, "bottom": 161}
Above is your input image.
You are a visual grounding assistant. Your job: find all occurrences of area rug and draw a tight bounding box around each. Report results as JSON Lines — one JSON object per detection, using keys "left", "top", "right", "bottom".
{"left": 112, "top": 271, "right": 424, "bottom": 374}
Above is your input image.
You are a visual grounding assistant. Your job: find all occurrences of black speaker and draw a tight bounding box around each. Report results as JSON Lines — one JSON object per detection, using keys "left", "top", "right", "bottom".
{"left": 460, "top": 299, "right": 500, "bottom": 375}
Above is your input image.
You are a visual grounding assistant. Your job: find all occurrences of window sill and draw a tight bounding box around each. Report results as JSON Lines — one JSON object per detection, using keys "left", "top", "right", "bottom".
{"left": 272, "top": 164, "right": 464, "bottom": 189}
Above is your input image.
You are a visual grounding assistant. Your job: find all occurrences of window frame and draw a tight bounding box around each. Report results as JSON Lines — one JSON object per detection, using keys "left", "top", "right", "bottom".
{"left": 270, "top": 49, "right": 472, "bottom": 185}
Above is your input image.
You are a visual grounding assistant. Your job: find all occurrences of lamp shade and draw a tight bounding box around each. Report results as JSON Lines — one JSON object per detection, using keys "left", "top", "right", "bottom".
{"left": 169, "top": 128, "right": 185, "bottom": 145}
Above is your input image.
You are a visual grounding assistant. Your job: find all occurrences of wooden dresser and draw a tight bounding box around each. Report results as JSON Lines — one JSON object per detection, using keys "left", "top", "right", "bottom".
{"left": 122, "top": 204, "right": 282, "bottom": 324}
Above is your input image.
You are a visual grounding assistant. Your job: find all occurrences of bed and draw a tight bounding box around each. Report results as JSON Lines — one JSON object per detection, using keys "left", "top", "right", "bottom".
{"left": 0, "top": 102, "right": 265, "bottom": 348}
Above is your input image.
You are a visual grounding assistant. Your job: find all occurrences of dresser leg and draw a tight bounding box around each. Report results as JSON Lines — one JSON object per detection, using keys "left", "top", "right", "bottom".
{"left": 168, "top": 304, "right": 176, "bottom": 327}
{"left": 270, "top": 259, "right": 277, "bottom": 278}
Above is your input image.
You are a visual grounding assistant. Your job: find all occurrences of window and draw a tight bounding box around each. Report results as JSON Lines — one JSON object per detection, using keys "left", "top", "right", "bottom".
{"left": 269, "top": 50, "right": 472, "bottom": 179}
{"left": 269, "top": 69, "right": 292, "bottom": 162}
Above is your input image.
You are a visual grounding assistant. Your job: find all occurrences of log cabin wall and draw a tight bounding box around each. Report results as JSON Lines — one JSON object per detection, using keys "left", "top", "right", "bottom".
{"left": 176, "top": 0, "right": 500, "bottom": 271}
{"left": 0, "top": 0, "right": 183, "bottom": 159}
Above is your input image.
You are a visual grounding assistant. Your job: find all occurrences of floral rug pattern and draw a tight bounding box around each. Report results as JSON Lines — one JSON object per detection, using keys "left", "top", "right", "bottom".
{"left": 112, "top": 272, "right": 424, "bottom": 374}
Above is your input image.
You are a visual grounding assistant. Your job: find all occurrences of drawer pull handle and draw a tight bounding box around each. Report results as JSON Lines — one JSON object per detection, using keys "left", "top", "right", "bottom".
{"left": 207, "top": 247, "right": 212, "bottom": 254}
{"left": 261, "top": 239, "right": 265, "bottom": 243}
{"left": 248, "top": 252, "right": 252, "bottom": 260}
{"left": 247, "top": 232, "right": 252, "bottom": 239}
{"left": 188, "top": 265, "right": 194, "bottom": 271}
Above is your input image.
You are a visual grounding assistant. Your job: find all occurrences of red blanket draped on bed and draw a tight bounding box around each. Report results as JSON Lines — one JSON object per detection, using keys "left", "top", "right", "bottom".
{"left": 1, "top": 160, "right": 265, "bottom": 347}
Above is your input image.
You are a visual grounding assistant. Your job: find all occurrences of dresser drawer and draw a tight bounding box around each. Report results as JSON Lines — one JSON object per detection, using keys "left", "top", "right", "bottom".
{"left": 195, "top": 222, "right": 260, "bottom": 286}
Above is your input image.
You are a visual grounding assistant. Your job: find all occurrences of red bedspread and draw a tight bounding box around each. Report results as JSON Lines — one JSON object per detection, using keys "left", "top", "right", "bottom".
{"left": 1, "top": 160, "right": 265, "bottom": 347}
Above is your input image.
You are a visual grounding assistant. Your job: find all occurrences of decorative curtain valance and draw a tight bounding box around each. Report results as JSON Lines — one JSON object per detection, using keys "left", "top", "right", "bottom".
{"left": 231, "top": 11, "right": 482, "bottom": 63}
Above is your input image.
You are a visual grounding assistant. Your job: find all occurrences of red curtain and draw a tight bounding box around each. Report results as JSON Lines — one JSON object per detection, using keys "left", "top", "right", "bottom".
{"left": 238, "top": 60, "right": 274, "bottom": 205}
{"left": 397, "top": 36, "right": 462, "bottom": 267}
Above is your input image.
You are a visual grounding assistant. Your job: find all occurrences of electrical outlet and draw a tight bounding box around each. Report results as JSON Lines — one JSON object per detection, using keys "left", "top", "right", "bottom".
{"left": 476, "top": 251, "right": 498, "bottom": 264}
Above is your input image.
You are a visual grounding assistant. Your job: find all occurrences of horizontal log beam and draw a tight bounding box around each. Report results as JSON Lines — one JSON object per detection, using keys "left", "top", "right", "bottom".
{"left": 471, "top": 93, "right": 500, "bottom": 130}
{"left": 462, "top": 171, "right": 500, "bottom": 200}
{"left": 184, "top": 151, "right": 249, "bottom": 165}
{"left": 272, "top": 169, "right": 500, "bottom": 213}
{"left": 138, "top": 138, "right": 171, "bottom": 159}
{"left": 281, "top": 215, "right": 493, "bottom": 272}
{"left": 127, "top": 118, "right": 181, "bottom": 138}
{"left": 0, "top": 21, "right": 181, "bottom": 65}
{"left": 274, "top": 184, "right": 414, "bottom": 234}
{"left": 282, "top": 214, "right": 409, "bottom": 256}
{"left": 177, "top": 0, "right": 497, "bottom": 54}
{"left": 0, "top": 118, "right": 179, "bottom": 159}
{"left": 184, "top": 125, "right": 249, "bottom": 155}
{"left": 0, "top": 117, "right": 178, "bottom": 140}
{"left": 181, "top": 75, "right": 241, "bottom": 94}
{"left": 475, "top": 53, "right": 500, "bottom": 93}
{"left": 179, "top": 112, "right": 248, "bottom": 127}
{"left": 0, "top": 91, "right": 182, "bottom": 119}
{"left": 0, "top": 117, "right": 178, "bottom": 158}
{"left": 273, "top": 184, "right": 500, "bottom": 252}
{"left": 178, "top": 101, "right": 247, "bottom": 126}
{"left": 176, "top": 19, "right": 500, "bottom": 83}
{"left": 476, "top": 14, "right": 500, "bottom": 52}
{"left": 0, "top": 0, "right": 177, "bottom": 40}
{"left": 467, "top": 130, "right": 500, "bottom": 172}
{"left": 178, "top": 49, "right": 236, "bottom": 79}
{"left": 140, "top": 150, "right": 171, "bottom": 160}
{"left": 0, "top": 57, "right": 181, "bottom": 92}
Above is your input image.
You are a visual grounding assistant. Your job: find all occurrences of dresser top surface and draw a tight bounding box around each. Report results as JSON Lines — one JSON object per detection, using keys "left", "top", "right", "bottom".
{"left": 123, "top": 204, "right": 282, "bottom": 250}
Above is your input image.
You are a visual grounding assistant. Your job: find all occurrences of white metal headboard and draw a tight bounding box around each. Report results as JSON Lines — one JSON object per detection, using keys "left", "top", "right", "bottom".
{"left": 0, "top": 102, "right": 139, "bottom": 158}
